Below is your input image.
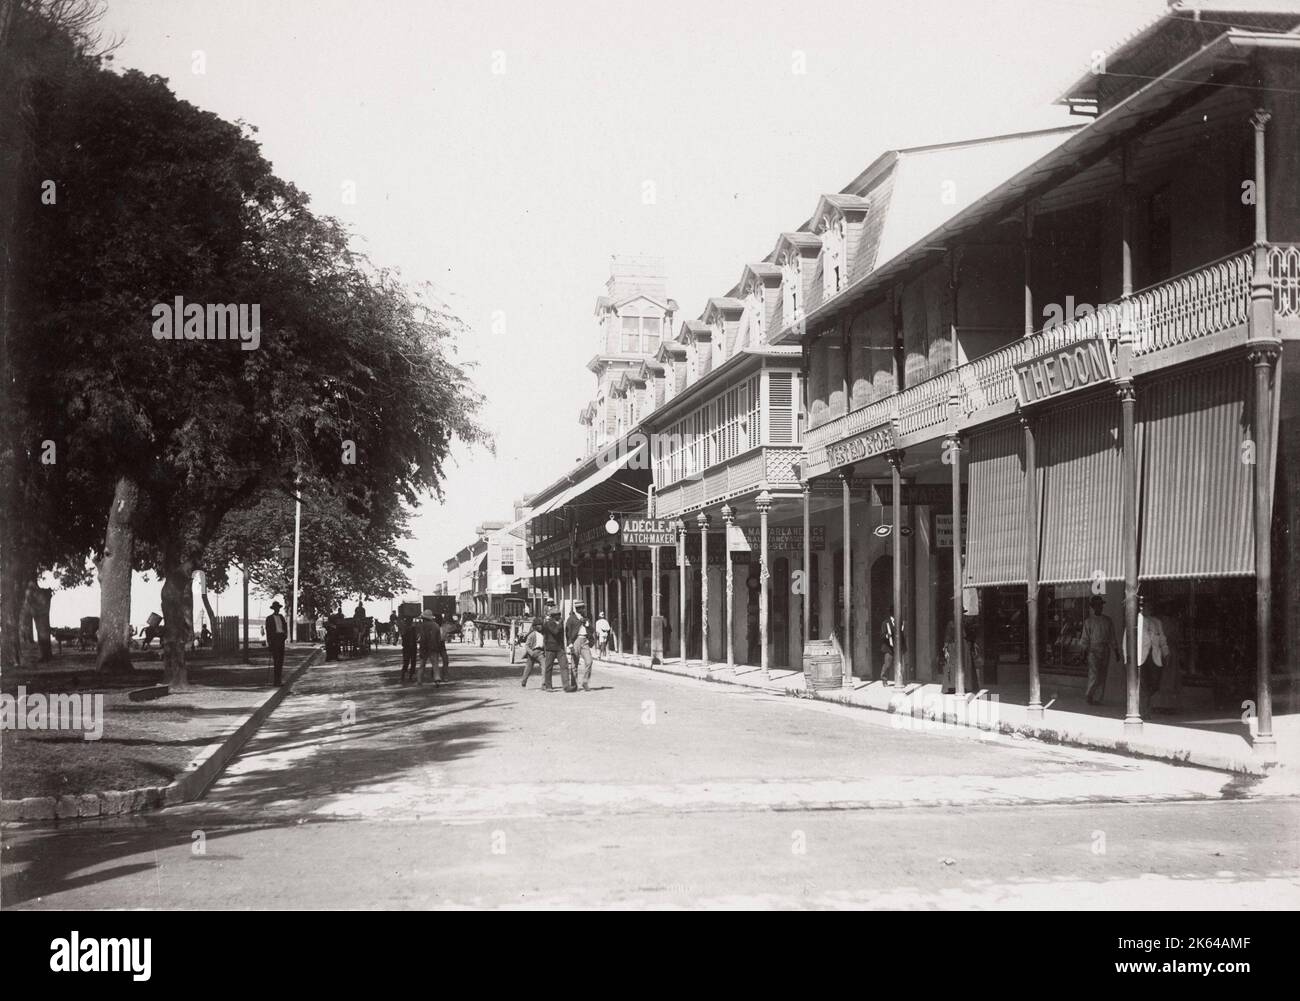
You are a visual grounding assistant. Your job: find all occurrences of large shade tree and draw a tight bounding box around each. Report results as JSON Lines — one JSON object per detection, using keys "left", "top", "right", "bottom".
{"left": 4, "top": 5, "right": 487, "bottom": 682}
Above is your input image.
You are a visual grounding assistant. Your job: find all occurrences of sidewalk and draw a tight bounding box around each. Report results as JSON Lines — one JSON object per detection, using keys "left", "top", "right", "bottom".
{"left": 594, "top": 648, "right": 1299, "bottom": 777}
{"left": 2, "top": 646, "right": 320, "bottom": 821}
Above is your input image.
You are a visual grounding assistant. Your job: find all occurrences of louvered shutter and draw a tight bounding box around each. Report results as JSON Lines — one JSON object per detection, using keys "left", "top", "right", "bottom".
{"left": 767, "top": 371, "right": 795, "bottom": 444}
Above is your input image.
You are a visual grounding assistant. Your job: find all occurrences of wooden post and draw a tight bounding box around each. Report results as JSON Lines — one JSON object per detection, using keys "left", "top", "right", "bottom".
{"left": 1119, "top": 147, "right": 1141, "bottom": 735}
{"left": 1250, "top": 108, "right": 1278, "bottom": 757}
{"left": 1023, "top": 412, "right": 1042, "bottom": 718}
{"left": 677, "top": 519, "right": 687, "bottom": 664}
{"left": 802, "top": 483, "right": 812, "bottom": 648}
{"left": 890, "top": 450, "right": 905, "bottom": 688}
{"left": 758, "top": 492, "right": 772, "bottom": 679}
{"left": 947, "top": 386, "right": 965, "bottom": 696}
{"left": 839, "top": 468, "right": 853, "bottom": 687}
{"left": 722, "top": 504, "right": 735, "bottom": 671}
{"left": 697, "top": 511, "right": 710, "bottom": 668}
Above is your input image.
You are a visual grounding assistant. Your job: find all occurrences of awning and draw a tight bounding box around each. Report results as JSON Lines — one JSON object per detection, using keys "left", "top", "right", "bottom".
{"left": 1037, "top": 393, "right": 1124, "bottom": 584}
{"left": 1139, "top": 359, "right": 1257, "bottom": 579}
{"left": 963, "top": 421, "right": 1027, "bottom": 588}
{"left": 528, "top": 442, "right": 648, "bottom": 520}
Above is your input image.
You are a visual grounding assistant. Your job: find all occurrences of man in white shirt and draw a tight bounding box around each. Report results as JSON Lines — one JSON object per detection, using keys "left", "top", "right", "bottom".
{"left": 1136, "top": 594, "right": 1170, "bottom": 717}
{"left": 595, "top": 612, "right": 612, "bottom": 658}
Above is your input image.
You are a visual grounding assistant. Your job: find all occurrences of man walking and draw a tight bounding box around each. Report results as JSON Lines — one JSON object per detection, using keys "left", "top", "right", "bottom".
{"left": 265, "top": 600, "right": 289, "bottom": 686}
{"left": 878, "top": 606, "right": 903, "bottom": 686}
{"left": 566, "top": 600, "right": 592, "bottom": 693}
{"left": 540, "top": 602, "right": 565, "bottom": 692}
{"left": 1081, "top": 595, "right": 1121, "bottom": 705}
{"left": 399, "top": 612, "right": 418, "bottom": 681}
{"left": 417, "top": 610, "right": 444, "bottom": 686}
{"left": 519, "top": 618, "right": 544, "bottom": 687}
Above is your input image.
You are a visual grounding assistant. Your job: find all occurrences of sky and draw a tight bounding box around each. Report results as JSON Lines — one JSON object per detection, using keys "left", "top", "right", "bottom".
{"left": 48, "top": 0, "right": 1171, "bottom": 625}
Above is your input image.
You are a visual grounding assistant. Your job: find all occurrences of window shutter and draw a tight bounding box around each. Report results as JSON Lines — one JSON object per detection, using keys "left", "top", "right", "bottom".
{"left": 767, "top": 371, "right": 795, "bottom": 444}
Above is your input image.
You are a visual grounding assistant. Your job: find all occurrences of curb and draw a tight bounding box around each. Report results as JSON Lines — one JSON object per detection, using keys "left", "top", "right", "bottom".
{"left": 595, "top": 652, "right": 1283, "bottom": 777}
{"left": 2, "top": 649, "right": 321, "bottom": 824}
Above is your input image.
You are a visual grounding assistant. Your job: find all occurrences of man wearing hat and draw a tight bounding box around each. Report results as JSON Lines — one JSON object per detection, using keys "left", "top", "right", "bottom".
{"left": 416, "top": 610, "right": 445, "bottom": 685}
{"left": 540, "top": 601, "right": 566, "bottom": 691}
{"left": 565, "top": 600, "right": 592, "bottom": 693}
{"left": 265, "top": 601, "right": 289, "bottom": 686}
{"left": 1080, "top": 595, "right": 1120, "bottom": 705}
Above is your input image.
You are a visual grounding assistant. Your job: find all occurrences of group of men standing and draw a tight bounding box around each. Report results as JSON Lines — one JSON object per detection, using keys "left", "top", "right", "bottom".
{"left": 516, "top": 599, "right": 603, "bottom": 693}
{"left": 398, "top": 610, "right": 454, "bottom": 685}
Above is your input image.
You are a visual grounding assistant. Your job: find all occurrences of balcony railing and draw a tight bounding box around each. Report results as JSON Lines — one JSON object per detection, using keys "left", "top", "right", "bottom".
{"left": 654, "top": 446, "right": 801, "bottom": 518}
{"left": 1132, "top": 249, "right": 1251, "bottom": 356}
{"left": 804, "top": 245, "right": 1293, "bottom": 459}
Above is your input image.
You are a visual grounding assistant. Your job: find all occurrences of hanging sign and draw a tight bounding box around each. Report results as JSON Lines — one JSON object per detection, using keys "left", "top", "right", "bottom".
{"left": 1013, "top": 337, "right": 1115, "bottom": 406}
{"left": 619, "top": 518, "right": 676, "bottom": 547}
{"left": 826, "top": 423, "right": 896, "bottom": 470}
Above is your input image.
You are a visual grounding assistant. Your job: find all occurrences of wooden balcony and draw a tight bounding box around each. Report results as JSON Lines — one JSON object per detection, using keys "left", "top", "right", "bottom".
{"left": 801, "top": 244, "right": 1299, "bottom": 477}
{"left": 654, "top": 446, "right": 802, "bottom": 520}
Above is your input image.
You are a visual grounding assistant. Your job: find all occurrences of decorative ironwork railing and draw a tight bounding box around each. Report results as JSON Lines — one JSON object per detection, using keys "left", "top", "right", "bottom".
{"left": 1131, "top": 250, "right": 1252, "bottom": 356}
{"left": 805, "top": 247, "right": 1282, "bottom": 458}
{"left": 1271, "top": 243, "right": 1300, "bottom": 319}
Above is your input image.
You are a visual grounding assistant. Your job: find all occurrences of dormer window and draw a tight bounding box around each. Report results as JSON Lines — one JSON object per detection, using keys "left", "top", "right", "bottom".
{"left": 782, "top": 253, "right": 800, "bottom": 321}
{"left": 820, "top": 215, "right": 846, "bottom": 298}
{"left": 748, "top": 282, "right": 764, "bottom": 345}
{"left": 619, "top": 311, "right": 663, "bottom": 353}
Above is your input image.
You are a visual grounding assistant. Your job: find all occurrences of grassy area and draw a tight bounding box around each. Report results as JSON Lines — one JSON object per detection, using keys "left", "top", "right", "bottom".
{"left": 1, "top": 651, "right": 308, "bottom": 801}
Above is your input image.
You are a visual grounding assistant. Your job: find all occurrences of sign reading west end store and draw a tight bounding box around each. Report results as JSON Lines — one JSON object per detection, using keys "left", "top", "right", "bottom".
{"left": 1014, "top": 337, "right": 1116, "bottom": 406}
{"left": 619, "top": 518, "right": 677, "bottom": 547}
{"left": 826, "top": 424, "right": 896, "bottom": 470}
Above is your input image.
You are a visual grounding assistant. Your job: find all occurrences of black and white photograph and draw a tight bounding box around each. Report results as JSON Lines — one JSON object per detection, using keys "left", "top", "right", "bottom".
{"left": 1, "top": 0, "right": 1299, "bottom": 949}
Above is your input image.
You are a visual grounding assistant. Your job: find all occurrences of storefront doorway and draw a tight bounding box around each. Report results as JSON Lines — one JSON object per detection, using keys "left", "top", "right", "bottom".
{"left": 770, "top": 556, "right": 790, "bottom": 668}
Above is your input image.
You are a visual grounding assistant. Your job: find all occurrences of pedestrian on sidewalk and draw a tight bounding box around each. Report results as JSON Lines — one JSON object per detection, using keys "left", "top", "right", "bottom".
{"left": 519, "top": 618, "right": 544, "bottom": 686}
{"left": 567, "top": 600, "right": 593, "bottom": 692}
{"left": 265, "top": 601, "right": 289, "bottom": 685}
{"left": 1136, "top": 594, "right": 1169, "bottom": 718}
{"left": 878, "top": 606, "right": 903, "bottom": 686}
{"left": 1082, "top": 595, "right": 1121, "bottom": 705}
{"left": 595, "top": 611, "right": 611, "bottom": 659}
{"left": 399, "top": 613, "right": 418, "bottom": 681}
{"left": 541, "top": 602, "right": 566, "bottom": 691}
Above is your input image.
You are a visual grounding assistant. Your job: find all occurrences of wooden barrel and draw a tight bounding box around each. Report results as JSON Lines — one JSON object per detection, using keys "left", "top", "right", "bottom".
{"left": 803, "top": 640, "right": 842, "bottom": 691}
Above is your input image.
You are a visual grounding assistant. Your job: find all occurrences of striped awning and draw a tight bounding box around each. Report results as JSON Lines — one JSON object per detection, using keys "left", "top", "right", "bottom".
{"left": 964, "top": 421, "right": 1027, "bottom": 587}
{"left": 1139, "top": 359, "right": 1256, "bottom": 579}
{"left": 1037, "top": 393, "right": 1124, "bottom": 584}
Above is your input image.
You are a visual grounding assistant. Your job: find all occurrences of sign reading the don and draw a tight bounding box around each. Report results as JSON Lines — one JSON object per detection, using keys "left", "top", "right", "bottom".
{"left": 826, "top": 424, "right": 895, "bottom": 470}
{"left": 1014, "top": 337, "right": 1115, "bottom": 406}
{"left": 620, "top": 518, "right": 676, "bottom": 547}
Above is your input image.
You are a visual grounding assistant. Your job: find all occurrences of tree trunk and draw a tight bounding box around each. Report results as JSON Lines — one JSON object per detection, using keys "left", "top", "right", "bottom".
{"left": 19, "top": 579, "right": 35, "bottom": 651}
{"left": 23, "top": 581, "right": 52, "bottom": 661}
{"left": 0, "top": 547, "right": 25, "bottom": 671}
{"left": 96, "top": 475, "right": 138, "bottom": 673}
{"left": 160, "top": 559, "right": 194, "bottom": 689}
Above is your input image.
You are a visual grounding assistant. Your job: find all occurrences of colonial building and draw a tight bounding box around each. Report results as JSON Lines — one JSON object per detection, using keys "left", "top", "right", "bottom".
{"left": 441, "top": 509, "right": 535, "bottom": 620}
{"left": 508, "top": 2, "right": 1298, "bottom": 757}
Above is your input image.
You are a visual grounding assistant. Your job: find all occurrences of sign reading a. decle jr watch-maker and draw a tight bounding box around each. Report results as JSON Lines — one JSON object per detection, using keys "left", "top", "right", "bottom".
{"left": 826, "top": 423, "right": 896, "bottom": 470}
{"left": 619, "top": 518, "right": 677, "bottom": 547}
{"left": 1014, "top": 337, "right": 1115, "bottom": 406}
